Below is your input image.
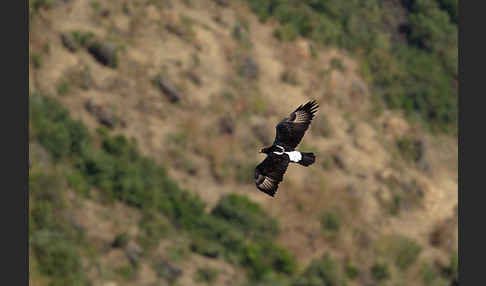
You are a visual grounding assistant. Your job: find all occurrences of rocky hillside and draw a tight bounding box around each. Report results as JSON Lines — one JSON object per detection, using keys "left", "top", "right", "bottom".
{"left": 29, "top": 0, "right": 458, "bottom": 286}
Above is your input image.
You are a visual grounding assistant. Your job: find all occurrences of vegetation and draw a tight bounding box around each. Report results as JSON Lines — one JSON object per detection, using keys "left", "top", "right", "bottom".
{"left": 394, "top": 236, "right": 422, "bottom": 270}
{"left": 320, "top": 211, "right": 341, "bottom": 238}
{"left": 29, "top": 169, "right": 88, "bottom": 286}
{"left": 293, "top": 253, "right": 346, "bottom": 286}
{"left": 245, "top": 0, "right": 457, "bottom": 134}
{"left": 57, "top": 81, "right": 70, "bottom": 96}
{"left": 70, "top": 31, "right": 95, "bottom": 48}
{"left": 371, "top": 262, "right": 390, "bottom": 282}
{"left": 29, "top": 0, "right": 458, "bottom": 281}
{"left": 29, "top": 93, "right": 297, "bottom": 282}
{"left": 195, "top": 267, "right": 219, "bottom": 284}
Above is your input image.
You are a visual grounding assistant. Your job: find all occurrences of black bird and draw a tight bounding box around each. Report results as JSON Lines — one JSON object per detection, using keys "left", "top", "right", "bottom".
{"left": 255, "top": 100, "right": 319, "bottom": 197}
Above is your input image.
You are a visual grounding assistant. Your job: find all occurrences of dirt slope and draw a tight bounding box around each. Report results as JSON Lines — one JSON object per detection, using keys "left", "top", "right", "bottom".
{"left": 29, "top": 0, "right": 458, "bottom": 285}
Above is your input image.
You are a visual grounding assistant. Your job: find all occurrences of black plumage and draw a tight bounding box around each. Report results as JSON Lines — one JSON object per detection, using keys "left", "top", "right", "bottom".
{"left": 255, "top": 100, "right": 319, "bottom": 197}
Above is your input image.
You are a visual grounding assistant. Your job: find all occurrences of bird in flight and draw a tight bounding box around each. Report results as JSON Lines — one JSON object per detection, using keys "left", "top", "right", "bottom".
{"left": 255, "top": 100, "right": 319, "bottom": 197}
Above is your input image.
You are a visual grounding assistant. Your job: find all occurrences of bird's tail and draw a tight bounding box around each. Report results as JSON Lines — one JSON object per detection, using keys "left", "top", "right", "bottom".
{"left": 298, "top": 152, "right": 315, "bottom": 167}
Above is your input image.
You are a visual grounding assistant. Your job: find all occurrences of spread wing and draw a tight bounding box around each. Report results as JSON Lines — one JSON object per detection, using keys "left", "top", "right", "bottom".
{"left": 274, "top": 100, "right": 319, "bottom": 151}
{"left": 254, "top": 154, "right": 290, "bottom": 197}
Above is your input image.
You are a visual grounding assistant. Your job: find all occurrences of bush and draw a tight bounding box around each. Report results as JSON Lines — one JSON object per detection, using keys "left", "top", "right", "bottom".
{"left": 395, "top": 237, "right": 422, "bottom": 270}
{"left": 31, "top": 231, "right": 87, "bottom": 286}
{"left": 245, "top": 0, "right": 457, "bottom": 133}
{"left": 30, "top": 93, "right": 92, "bottom": 161}
{"left": 66, "top": 168, "right": 90, "bottom": 197}
{"left": 396, "top": 137, "right": 422, "bottom": 163}
{"left": 70, "top": 31, "right": 95, "bottom": 48}
{"left": 57, "top": 81, "right": 70, "bottom": 96}
{"left": 189, "top": 196, "right": 296, "bottom": 280}
{"left": 320, "top": 211, "right": 341, "bottom": 238}
{"left": 211, "top": 194, "right": 279, "bottom": 240}
{"left": 29, "top": 171, "right": 66, "bottom": 232}
{"left": 112, "top": 232, "right": 130, "bottom": 248}
{"left": 293, "top": 253, "right": 346, "bottom": 286}
{"left": 371, "top": 262, "right": 390, "bottom": 282}
{"left": 138, "top": 211, "right": 170, "bottom": 251}
{"left": 195, "top": 267, "right": 219, "bottom": 284}
{"left": 345, "top": 262, "right": 359, "bottom": 280}
{"left": 421, "top": 262, "right": 449, "bottom": 286}
{"left": 444, "top": 251, "right": 458, "bottom": 281}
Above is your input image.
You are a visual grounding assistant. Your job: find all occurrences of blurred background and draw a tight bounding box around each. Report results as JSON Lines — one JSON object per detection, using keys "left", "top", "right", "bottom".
{"left": 29, "top": 0, "right": 458, "bottom": 285}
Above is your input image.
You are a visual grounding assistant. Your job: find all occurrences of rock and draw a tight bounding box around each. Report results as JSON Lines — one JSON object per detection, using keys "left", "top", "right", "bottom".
{"left": 155, "top": 77, "right": 182, "bottom": 103}
{"left": 153, "top": 259, "right": 182, "bottom": 283}
{"left": 165, "top": 14, "right": 185, "bottom": 38}
{"left": 61, "top": 32, "right": 78, "bottom": 52}
{"left": 101, "top": 9, "right": 110, "bottom": 17}
{"left": 186, "top": 70, "right": 202, "bottom": 86}
{"left": 239, "top": 56, "right": 259, "bottom": 80}
{"left": 87, "top": 41, "right": 118, "bottom": 68}
{"left": 81, "top": 67, "right": 93, "bottom": 90}
{"left": 213, "top": 0, "right": 229, "bottom": 7}
{"left": 65, "top": 214, "right": 84, "bottom": 232}
{"left": 415, "top": 138, "right": 431, "bottom": 172}
{"left": 219, "top": 115, "right": 234, "bottom": 134}
{"left": 332, "top": 154, "right": 347, "bottom": 171}
{"left": 85, "top": 99, "right": 116, "bottom": 128}
{"left": 125, "top": 242, "right": 142, "bottom": 266}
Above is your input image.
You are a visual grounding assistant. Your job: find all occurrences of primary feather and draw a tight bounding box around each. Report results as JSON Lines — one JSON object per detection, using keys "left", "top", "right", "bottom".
{"left": 274, "top": 99, "right": 319, "bottom": 151}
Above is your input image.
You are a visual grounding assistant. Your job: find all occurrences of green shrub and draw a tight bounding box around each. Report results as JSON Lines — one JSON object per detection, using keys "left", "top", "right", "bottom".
{"left": 320, "top": 211, "right": 341, "bottom": 238}
{"left": 31, "top": 53, "right": 42, "bottom": 69}
{"left": 421, "top": 262, "right": 449, "bottom": 286}
{"left": 31, "top": 231, "right": 87, "bottom": 286}
{"left": 195, "top": 267, "right": 219, "bottom": 284}
{"left": 395, "top": 237, "right": 422, "bottom": 270}
{"left": 30, "top": 93, "right": 92, "bottom": 161}
{"left": 112, "top": 232, "right": 130, "bottom": 248}
{"left": 444, "top": 251, "right": 458, "bottom": 281}
{"left": 293, "top": 253, "right": 346, "bottom": 286}
{"left": 396, "top": 137, "right": 422, "bottom": 163}
{"left": 211, "top": 194, "right": 279, "bottom": 240}
{"left": 330, "top": 58, "right": 345, "bottom": 72}
{"left": 371, "top": 262, "right": 390, "bottom": 282}
{"left": 66, "top": 168, "right": 90, "bottom": 197}
{"left": 138, "top": 211, "right": 170, "bottom": 251}
{"left": 29, "top": 171, "right": 66, "bottom": 232}
{"left": 268, "top": 244, "right": 298, "bottom": 275}
{"left": 190, "top": 237, "right": 223, "bottom": 258}
{"left": 70, "top": 31, "right": 95, "bottom": 47}
{"left": 345, "top": 262, "right": 359, "bottom": 280}
{"left": 438, "top": 0, "right": 457, "bottom": 23}
{"left": 57, "top": 81, "right": 70, "bottom": 96}
{"left": 30, "top": 0, "right": 54, "bottom": 16}
{"left": 116, "top": 264, "right": 136, "bottom": 280}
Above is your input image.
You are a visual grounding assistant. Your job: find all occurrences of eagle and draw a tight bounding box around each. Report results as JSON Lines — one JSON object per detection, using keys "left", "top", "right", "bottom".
{"left": 255, "top": 100, "right": 319, "bottom": 197}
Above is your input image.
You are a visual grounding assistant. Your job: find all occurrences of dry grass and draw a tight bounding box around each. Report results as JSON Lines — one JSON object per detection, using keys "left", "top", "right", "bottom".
{"left": 29, "top": 0, "right": 458, "bottom": 285}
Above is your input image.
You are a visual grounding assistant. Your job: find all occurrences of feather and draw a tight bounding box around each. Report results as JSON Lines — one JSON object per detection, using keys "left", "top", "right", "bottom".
{"left": 273, "top": 100, "right": 319, "bottom": 151}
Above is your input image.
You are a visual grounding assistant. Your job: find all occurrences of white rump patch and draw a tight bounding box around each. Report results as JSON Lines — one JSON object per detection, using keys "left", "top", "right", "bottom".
{"left": 285, "top": 151, "right": 302, "bottom": 162}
